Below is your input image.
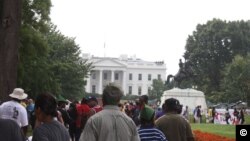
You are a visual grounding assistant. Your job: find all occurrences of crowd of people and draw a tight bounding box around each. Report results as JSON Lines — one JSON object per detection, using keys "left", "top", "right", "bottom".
{"left": 0, "top": 86, "right": 196, "bottom": 141}
{"left": 207, "top": 106, "right": 245, "bottom": 125}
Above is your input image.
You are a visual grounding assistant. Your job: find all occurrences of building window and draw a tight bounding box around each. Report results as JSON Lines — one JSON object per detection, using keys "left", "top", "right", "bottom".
{"left": 148, "top": 74, "right": 151, "bottom": 81}
{"left": 92, "top": 73, "right": 96, "bottom": 79}
{"left": 138, "top": 86, "right": 142, "bottom": 95}
{"left": 158, "top": 74, "right": 161, "bottom": 80}
{"left": 148, "top": 87, "right": 151, "bottom": 94}
{"left": 115, "top": 73, "right": 119, "bottom": 80}
{"left": 128, "top": 86, "right": 132, "bottom": 95}
{"left": 92, "top": 85, "right": 96, "bottom": 94}
{"left": 129, "top": 73, "right": 133, "bottom": 80}
{"left": 138, "top": 74, "right": 142, "bottom": 80}
{"left": 104, "top": 73, "right": 107, "bottom": 80}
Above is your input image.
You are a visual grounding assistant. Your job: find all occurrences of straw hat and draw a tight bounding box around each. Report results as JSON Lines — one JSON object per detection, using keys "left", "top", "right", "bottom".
{"left": 9, "top": 88, "right": 28, "bottom": 100}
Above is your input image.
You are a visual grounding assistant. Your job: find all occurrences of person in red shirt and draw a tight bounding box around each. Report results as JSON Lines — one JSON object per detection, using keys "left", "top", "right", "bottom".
{"left": 87, "top": 96, "right": 103, "bottom": 114}
{"left": 75, "top": 98, "right": 91, "bottom": 141}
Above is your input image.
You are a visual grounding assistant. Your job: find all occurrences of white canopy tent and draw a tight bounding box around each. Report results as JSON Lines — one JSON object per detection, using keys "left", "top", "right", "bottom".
{"left": 160, "top": 88, "right": 207, "bottom": 113}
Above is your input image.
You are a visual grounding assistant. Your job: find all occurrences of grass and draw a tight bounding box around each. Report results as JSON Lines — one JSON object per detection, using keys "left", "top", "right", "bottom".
{"left": 190, "top": 115, "right": 250, "bottom": 139}
{"left": 191, "top": 123, "right": 235, "bottom": 138}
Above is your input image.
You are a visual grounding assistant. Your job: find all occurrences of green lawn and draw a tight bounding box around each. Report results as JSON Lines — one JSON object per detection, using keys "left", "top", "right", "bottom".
{"left": 190, "top": 115, "right": 250, "bottom": 139}
{"left": 191, "top": 123, "right": 235, "bottom": 138}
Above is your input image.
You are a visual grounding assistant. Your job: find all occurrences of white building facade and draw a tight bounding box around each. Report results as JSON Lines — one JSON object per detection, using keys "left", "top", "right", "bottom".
{"left": 84, "top": 54, "right": 166, "bottom": 95}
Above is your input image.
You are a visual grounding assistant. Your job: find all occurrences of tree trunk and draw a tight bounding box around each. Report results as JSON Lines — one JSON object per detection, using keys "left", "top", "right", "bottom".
{"left": 0, "top": 0, "right": 21, "bottom": 102}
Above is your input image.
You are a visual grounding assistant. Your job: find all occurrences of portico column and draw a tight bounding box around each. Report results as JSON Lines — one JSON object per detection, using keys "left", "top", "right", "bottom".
{"left": 111, "top": 70, "right": 114, "bottom": 83}
{"left": 122, "top": 71, "right": 126, "bottom": 95}
{"left": 86, "top": 75, "right": 91, "bottom": 93}
{"left": 99, "top": 70, "right": 103, "bottom": 94}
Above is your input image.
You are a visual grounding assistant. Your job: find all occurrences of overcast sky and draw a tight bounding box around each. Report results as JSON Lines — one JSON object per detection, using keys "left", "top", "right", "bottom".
{"left": 50, "top": 0, "right": 250, "bottom": 76}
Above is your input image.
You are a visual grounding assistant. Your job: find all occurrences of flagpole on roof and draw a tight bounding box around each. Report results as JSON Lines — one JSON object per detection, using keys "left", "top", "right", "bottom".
{"left": 104, "top": 42, "right": 106, "bottom": 57}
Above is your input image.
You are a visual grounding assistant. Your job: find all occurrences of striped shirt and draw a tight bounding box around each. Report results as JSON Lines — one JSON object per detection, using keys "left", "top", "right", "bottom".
{"left": 138, "top": 127, "right": 167, "bottom": 141}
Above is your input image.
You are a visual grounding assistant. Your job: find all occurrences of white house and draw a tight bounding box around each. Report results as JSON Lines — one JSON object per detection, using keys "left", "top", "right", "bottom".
{"left": 83, "top": 54, "right": 166, "bottom": 95}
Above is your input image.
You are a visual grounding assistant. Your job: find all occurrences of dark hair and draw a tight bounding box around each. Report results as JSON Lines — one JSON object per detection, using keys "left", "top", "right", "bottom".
{"left": 102, "top": 85, "right": 123, "bottom": 105}
{"left": 35, "top": 92, "right": 57, "bottom": 117}
{"left": 140, "top": 95, "right": 148, "bottom": 104}
{"left": 11, "top": 98, "right": 21, "bottom": 103}
{"left": 177, "top": 104, "right": 183, "bottom": 114}
{"left": 81, "top": 97, "right": 88, "bottom": 104}
{"left": 164, "top": 98, "right": 181, "bottom": 112}
{"left": 118, "top": 103, "right": 123, "bottom": 107}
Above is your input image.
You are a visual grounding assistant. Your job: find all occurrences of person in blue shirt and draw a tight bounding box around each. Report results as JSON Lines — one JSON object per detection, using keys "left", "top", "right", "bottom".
{"left": 138, "top": 105, "right": 167, "bottom": 141}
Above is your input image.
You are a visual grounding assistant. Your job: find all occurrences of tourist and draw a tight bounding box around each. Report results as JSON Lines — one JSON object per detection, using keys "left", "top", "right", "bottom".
{"left": 182, "top": 106, "right": 189, "bottom": 121}
{"left": 138, "top": 105, "right": 167, "bottom": 141}
{"left": 0, "top": 118, "right": 26, "bottom": 141}
{"left": 193, "top": 106, "right": 198, "bottom": 123}
{"left": 155, "top": 103, "right": 166, "bottom": 120}
{"left": 57, "top": 99, "right": 72, "bottom": 128}
{"left": 75, "top": 97, "right": 91, "bottom": 141}
{"left": 211, "top": 107, "right": 216, "bottom": 123}
{"left": 225, "top": 108, "right": 231, "bottom": 124}
{"left": 239, "top": 108, "right": 245, "bottom": 124}
{"left": 87, "top": 96, "right": 103, "bottom": 113}
{"left": 0, "top": 88, "right": 29, "bottom": 137}
{"left": 32, "top": 92, "right": 70, "bottom": 141}
{"left": 196, "top": 105, "right": 202, "bottom": 123}
{"left": 67, "top": 100, "right": 79, "bottom": 141}
{"left": 26, "top": 98, "right": 35, "bottom": 124}
{"left": 79, "top": 85, "right": 140, "bottom": 141}
{"left": 118, "top": 103, "right": 124, "bottom": 112}
{"left": 155, "top": 98, "right": 194, "bottom": 141}
{"left": 139, "top": 95, "right": 149, "bottom": 107}
{"left": 233, "top": 108, "right": 239, "bottom": 125}
{"left": 132, "top": 100, "right": 141, "bottom": 126}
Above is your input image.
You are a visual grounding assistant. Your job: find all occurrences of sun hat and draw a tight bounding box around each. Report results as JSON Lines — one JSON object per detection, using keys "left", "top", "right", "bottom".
{"left": 57, "top": 95, "right": 68, "bottom": 104}
{"left": 9, "top": 88, "right": 28, "bottom": 100}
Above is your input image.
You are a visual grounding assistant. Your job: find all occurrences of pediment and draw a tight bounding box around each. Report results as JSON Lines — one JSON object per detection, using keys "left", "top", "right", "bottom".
{"left": 93, "top": 58, "right": 126, "bottom": 67}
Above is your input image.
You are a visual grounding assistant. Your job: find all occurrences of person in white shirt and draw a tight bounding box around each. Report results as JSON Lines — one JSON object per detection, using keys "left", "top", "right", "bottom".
{"left": 0, "top": 88, "right": 29, "bottom": 136}
{"left": 80, "top": 85, "right": 140, "bottom": 141}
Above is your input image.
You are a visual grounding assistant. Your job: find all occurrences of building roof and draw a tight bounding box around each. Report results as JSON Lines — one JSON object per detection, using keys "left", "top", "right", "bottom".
{"left": 83, "top": 54, "right": 166, "bottom": 70}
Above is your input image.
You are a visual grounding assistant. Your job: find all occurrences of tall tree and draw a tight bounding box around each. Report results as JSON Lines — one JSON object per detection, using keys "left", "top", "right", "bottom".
{"left": 0, "top": 0, "right": 22, "bottom": 101}
{"left": 17, "top": 0, "right": 52, "bottom": 97}
{"left": 221, "top": 54, "right": 250, "bottom": 104}
{"left": 184, "top": 19, "right": 250, "bottom": 97}
{"left": 149, "top": 79, "right": 166, "bottom": 100}
{"left": 46, "top": 26, "right": 92, "bottom": 100}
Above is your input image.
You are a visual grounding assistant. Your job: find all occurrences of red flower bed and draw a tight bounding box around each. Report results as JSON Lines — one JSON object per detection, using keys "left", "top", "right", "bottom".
{"left": 193, "top": 130, "right": 235, "bottom": 141}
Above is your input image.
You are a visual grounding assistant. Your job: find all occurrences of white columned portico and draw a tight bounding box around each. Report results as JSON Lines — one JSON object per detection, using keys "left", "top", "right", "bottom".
{"left": 99, "top": 69, "right": 103, "bottom": 94}
{"left": 111, "top": 70, "right": 114, "bottom": 82}
{"left": 122, "top": 71, "right": 126, "bottom": 95}
{"left": 86, "top": 75, "right": 91, "bottom": 93}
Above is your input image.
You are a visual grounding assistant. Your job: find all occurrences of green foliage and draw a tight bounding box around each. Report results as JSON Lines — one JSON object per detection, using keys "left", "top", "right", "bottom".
{"left": 22, "top": 0, "right": 51, "bottom": 33}
{"left": 148, "top": 79, "right": 166, "bottom": 100}
{"left": 46, "top": 26, "right": 92, "bottom": 100}
{"left": 184, "top": 19, "right": 250, "bottom": 102}
{"left": 165, "top": 80, "right": 174, "bottom": 90}
{"left": 17, "top": 0, "right": 92, "bottom": 100}
{"left": 18, "top": 0, "right": 52, "bottom": 98}
{"left": 221, "top": 54, "right": 250, "bottom": 104}
{"left": 122, "top": 94, "right": 139, "bottom": 100}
